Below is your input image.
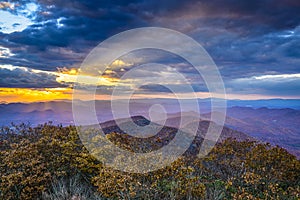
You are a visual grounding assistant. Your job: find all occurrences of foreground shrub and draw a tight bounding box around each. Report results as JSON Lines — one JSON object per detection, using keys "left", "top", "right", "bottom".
{"left": 0, "top": 123, "right": 100, "bottom": 200}
{"left": 0, "top": 123, "right": 299, "bottom": 199}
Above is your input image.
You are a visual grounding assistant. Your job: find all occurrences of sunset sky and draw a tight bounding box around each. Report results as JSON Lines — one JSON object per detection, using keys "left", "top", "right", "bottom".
{"left": 0, "top": 0, "right": 300, "bottom": 103}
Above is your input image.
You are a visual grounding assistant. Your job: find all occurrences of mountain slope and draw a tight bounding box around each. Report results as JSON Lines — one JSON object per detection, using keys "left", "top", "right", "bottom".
{"left": 91, "top": 116, "right": 253, "bottom": 155}
{"left": 202, "top": 107, "right": 300, "bottom": 158}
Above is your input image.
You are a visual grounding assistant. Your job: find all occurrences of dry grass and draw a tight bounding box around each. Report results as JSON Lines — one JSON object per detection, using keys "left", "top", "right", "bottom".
{"left": 42, "top": 175, "right": 102, "bottom": 200}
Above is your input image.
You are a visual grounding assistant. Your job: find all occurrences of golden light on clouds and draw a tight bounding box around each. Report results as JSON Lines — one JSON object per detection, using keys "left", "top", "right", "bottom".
{"left": 0, "top": 86, "right": 289, "bottom": 103}
{"left": 0, "top": 88, "right": 72, "bottom": 103}
{"left": 0, "top": 62, "right": 129, "bottom": 103}
{"left": 55, "top": 67, "right": 120, "bottom": 86}
{"left": 1, "top": 62, "right": 291, "bottom": 103}
{"left": 57, "top": 67, "right": 79, "bottom": 75}
{"left": 110, "top": 59, "right": 132, "bottom": 67}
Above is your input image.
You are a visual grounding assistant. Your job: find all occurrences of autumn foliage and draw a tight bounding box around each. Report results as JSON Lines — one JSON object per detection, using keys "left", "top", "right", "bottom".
{"left": 0, "top": 123, "right": 299, "bottom": 199}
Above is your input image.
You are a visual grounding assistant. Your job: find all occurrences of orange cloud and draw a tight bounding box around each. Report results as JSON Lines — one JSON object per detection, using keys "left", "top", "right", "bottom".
{"left": 57, "top": 67, "right": 79, "bottom": 75}
{"left": 0, "top": 88, "right": 72, "bottom": 103}
{"left": 55, "top": 67, "right": 120, "bottom": 86}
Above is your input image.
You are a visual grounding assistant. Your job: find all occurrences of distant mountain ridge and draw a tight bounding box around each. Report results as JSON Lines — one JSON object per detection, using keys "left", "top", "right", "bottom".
{"left": 0, "top": 99, "right": 299, "bottom": 158}
{"left": 202, "top": 107, "right": 300, "bottom": 158}
{"left": 1, "top": 98, "right": 299, "bottom": 126}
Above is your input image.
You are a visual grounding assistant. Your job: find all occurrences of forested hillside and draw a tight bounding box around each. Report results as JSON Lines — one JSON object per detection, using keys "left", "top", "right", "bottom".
{"left": 0, "top": 123, "right": 299, "bottom": 200}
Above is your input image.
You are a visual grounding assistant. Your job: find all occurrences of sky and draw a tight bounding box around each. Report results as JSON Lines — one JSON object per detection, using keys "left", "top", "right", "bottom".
{"left": 0, "top": 0, "right": 300, "bottom": 103}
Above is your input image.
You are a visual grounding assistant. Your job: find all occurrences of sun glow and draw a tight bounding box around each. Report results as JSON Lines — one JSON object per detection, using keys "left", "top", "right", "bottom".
{"left": 0, "top": 88, "right": 72, "bottom": 103}
{"left": 55, "top": 67, "right": 119, "bottom": 86}
{"left": 2, "top": 63, "right": 295, "bottom": 104}
{"left": 0, "top": 64, "right": 127, "bottom": 103}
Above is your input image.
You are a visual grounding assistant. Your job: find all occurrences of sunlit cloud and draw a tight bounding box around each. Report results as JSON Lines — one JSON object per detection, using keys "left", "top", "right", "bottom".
{"left": 0, "top": 65, "right": 122, "bottom": 88}
{"left": 0, "top": 88, "right": 72, "bottom": 103}
{"left": 0, "top": 81, "right": 296, "bottom": 104}
{"left": 0, "top": 2, "right": 15, "bottom": 9}
{"left": 1, "top": 62, "right": 300, "bottom": 103}
{"left": 0, "top": 0, "right": 298, "bottom": 104}
{"left": 55, "top": 67, "right": 120, "bottom": 86}
{"left": 57, "top": 67, "right": 79, "bottom": 75}
{"left": 56, "top": 17, "right": 65, "bottom": 28}
{"left": 0, "top": 64, "right": 27, "bottom": 71}
{"left": 253, "top": 73, "right": 300, "bottom": 80}
{"left": 23, "top": 3, "right": 39, "bottom": 15}
{"left": 0, "top": 46, "right": 14, "bottom": 58}
{"left": 110, "top": 59, "right": 132, "bottom": 68}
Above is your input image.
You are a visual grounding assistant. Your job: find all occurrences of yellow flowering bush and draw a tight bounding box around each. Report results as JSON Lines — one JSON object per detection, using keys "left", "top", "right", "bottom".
{"left": 0, "top": 124, "right": 299, "bottom": 199}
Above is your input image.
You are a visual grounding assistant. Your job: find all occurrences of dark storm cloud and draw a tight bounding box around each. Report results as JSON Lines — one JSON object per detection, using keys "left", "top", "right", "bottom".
{"left": 146, "top": 0, "right": 300, "bottom": 33}
{"left": 0, "top": 67, "right": 66, "bottom": 88}
{"left": 2, "top": 0, "right": 300, "bottom": 71}
{"left": 137, "top": 0, "right": 300, "bottom": 79}
{"left": 1, "top": 0, "right": 300, "bottom": 97}
{"left": 1, "top": 0, "right": 146, "bottom": 70}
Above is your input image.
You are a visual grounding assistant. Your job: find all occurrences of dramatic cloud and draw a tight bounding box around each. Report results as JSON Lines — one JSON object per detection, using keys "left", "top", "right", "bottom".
{"left": 0, "top": 46, "right": 14, "bottom": 57}
{"left": 0, "top": 65, "right": 65, "bottom": 88}
{"left": 0, "top": 0, "right": 299, "bottom": 100}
